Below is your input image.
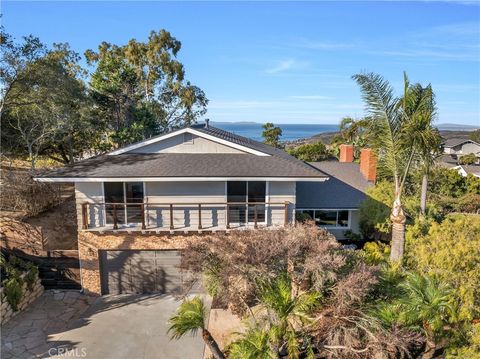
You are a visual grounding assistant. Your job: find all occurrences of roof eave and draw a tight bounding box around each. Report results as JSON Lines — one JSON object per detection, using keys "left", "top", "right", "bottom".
{"left": 34, "top": 176, "right": 329, "bottom": 183}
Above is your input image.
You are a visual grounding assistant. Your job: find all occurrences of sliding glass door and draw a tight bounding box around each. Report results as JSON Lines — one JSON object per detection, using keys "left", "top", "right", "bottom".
{"left": 104, "top": 182, "right": 144, "bottom": 225}
{"left": 227, "top": 181, "right": 266, "bottom": 224}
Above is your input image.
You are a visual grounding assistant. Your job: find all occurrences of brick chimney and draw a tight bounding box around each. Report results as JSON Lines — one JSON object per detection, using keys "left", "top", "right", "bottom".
{"left": 339, "top": 144, "right": 354, "bottom": 163}
{"left": 360, "top": 148, "right": 377, "bottom": 182}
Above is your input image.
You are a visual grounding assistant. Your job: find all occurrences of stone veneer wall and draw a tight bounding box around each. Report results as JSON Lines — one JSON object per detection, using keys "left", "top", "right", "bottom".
{"left": 1, "top": 272, "right": 44, "bottom": 324}
{"left": 78, "top": 231, "right": 202, "bottom": 295}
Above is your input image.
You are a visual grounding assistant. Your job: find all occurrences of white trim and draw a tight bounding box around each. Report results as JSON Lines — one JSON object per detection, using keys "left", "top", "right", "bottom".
{"left": 106, "top": 128, "right": 270, "bottom": 157}
{"left": 35, "top": 176, "right": 328, "bottom": 183}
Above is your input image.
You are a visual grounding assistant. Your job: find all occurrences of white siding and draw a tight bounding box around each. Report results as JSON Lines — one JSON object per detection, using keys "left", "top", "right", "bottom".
{"left": 145, "top": 182, "right": 226, "bottom": 229}
{"left": 268, "top": 181, "right": 296, "bottom": 225}
{"left": 127, "top": 134, "right": 245, "bottom": 154}
{"left": 75, "top": 182, "right": 104, "bottom": 228}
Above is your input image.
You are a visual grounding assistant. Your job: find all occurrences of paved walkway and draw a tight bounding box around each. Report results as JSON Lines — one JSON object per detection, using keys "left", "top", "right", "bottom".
{"left": 2, "top": 291, "right": 209, "bottom": 359}
{"left": 1, "top": 290, "right": 95, "bottom": 359}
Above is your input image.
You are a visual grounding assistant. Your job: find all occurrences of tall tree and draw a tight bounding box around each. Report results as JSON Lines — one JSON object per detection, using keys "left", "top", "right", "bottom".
{"left": 353, "top": 72, "right": 438, "bottom": 262}
{"left": 2, "top": 37, "right": 102, "bottom": 168}
{"left": 400, "top": 76, "right": 441, "bottom": 216}
{"left": 262, "top": 122, "right": 283, "bottom": 148}
{"left": 332, "top": 116, "right": 369, "bottom": 159}
{"left": 85, "top": 30, "right": 208, "bottom": 147}
{"left": 0, "top": 27, "right": 47, "bottom": 118}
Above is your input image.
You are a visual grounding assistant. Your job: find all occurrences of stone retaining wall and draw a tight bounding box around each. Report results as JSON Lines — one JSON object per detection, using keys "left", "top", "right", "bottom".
{"left": 1, "top": 272, "right": 44, "bottom": 324}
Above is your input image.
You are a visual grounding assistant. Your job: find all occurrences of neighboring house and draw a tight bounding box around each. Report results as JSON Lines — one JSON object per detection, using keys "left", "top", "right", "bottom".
{"left": 452, "top": 164, "right": 480, "bottom": 178}
{"left": 35, "top": 123, "right": 375, "bottom": 296}
{"left": 442, "top": 138, "right": 480, "bottom": 157}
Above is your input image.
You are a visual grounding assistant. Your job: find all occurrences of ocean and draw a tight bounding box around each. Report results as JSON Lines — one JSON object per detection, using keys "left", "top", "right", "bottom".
{"left": 211, "top": 122, "right": 339, "bottom": 142}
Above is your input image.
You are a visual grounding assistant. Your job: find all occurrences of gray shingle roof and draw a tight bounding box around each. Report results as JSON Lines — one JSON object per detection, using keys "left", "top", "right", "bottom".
{"left": 36, "top": 153, "right": 327, "bottom": 179}
{"left": 296, "top": 162, "right": 372, "bottom": 209}
{"left": 461, "top": 165, "right": 480, "bottom": 176}
{"left": 37, "top": 124, "right": 327, "bottom": 180}
{"left": 442, "top": 138, "right": 479, "bottom": 148}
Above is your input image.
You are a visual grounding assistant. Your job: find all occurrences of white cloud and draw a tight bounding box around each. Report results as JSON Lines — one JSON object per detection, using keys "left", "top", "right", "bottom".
{"left": 265, "top": 59, "right": 309, "bottom": 74}
{"left": 296, "top": 39, "right": 356, "bottom": 50}
{"left": 288, "top": 95, "right": 332, "bottom": 100}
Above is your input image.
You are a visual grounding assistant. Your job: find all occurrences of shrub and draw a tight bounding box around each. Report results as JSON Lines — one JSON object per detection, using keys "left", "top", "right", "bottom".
{"left": 361, "top": 241, "right": 390, "bottom": 265}
{"left": 3, "top": 276, "right": 23, "bottom": 311}
{"left": 0, "top": 167, "right": 65, "bottom": 217}
{"left": 406, "top": 214, "right": 480, "bottom": 321}
{"left": 359, "top": 180, "right": 393, "bottom": 239}
{"left": 287, "top": 142, "right": 330, "bottom": 162}
{"left": 458, "top": 153, "right": 478, "bottom": 165}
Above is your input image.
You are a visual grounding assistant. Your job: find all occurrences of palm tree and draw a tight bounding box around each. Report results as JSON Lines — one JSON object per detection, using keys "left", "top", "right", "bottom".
{"left": 399, "top": 76, "right": 441, "bottom": 217}
{"left": 258, "top": 273, "right": 320, "bottom": 358}
{"left": 398, "top": 273, "right": 455, "bottom": 359}
{"left": 168, "top": 296, "right": 225, "bottom": 359}
{"left": 228, "top": 323, "right": 277, "bottom": 359}
{"left": 353, "top": 72, "right": 438, "bottom": 261}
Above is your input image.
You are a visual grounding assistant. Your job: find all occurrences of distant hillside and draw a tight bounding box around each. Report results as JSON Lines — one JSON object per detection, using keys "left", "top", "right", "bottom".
{"left": 436, "top": 123, "right": 479, "bottom": 131}
{"left": 298, "top": 129, "right": 476, "bottom": 146}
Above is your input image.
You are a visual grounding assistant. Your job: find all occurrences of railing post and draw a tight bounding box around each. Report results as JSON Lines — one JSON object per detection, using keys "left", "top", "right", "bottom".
{"left": 254, "top": 204, "right": 258, "bottom": 229}
{"left": 198, "top": 204, "right": 202, "bottom": 230}
{"left": 226, "top": 204, "right": 230, "bottom": 229}
{"left": 169, "top": 204, "right": 174, "bottom": 230}
{"left": 284, "top": 201, "right": 289, "bottom": 226}
{"left": 82, "top": 203, "right": 88, "bottom": 229}
{"left": 141, "top": 203, "right": 146, "bottom": 230}
{"left": 113, "top": 204, "right": 118, "bottom": 230}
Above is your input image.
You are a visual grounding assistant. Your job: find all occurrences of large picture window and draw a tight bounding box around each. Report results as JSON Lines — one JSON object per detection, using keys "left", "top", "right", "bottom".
{"left": 104, "top": 182, "right": 144, "bottom": 225}
{"left": 297, "top": 209, "right": 350, "bottom": 228}
{"left": 227, "top": 181, "right": 266, "bottom": 224}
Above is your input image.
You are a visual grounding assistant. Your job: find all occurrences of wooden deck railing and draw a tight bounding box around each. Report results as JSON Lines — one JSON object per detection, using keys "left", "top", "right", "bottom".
{"left": 81, "top": 201, "right": 291, "bottom": 231}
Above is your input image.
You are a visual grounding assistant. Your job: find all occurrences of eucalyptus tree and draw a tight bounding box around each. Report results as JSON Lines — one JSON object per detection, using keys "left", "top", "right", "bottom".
{"left": 262, "top": 122, "right": 283, "bottom": 148}
{"left": 85, "top": 30, "right": 208, "bottom": 147}
{"left": 353, "top": 72, "right": 439, "bottom": 261}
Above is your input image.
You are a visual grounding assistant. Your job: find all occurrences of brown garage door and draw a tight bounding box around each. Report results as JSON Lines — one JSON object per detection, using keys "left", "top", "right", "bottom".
{"left": 100, "top": 250, "right": 194, "bottom": 295}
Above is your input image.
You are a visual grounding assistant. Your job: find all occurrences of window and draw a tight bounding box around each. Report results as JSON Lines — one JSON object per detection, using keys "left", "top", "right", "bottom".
{"left": 104, "top": 182, "right": 144, "bottom": 225}
{"left": 183, "top": 133, "right": 194, "bottom": 144}
{"left": 227, "top": 181, "right": 266, "bottom": 223}
{"left": 297, "top": 209, "right": 350, "bottom": 228}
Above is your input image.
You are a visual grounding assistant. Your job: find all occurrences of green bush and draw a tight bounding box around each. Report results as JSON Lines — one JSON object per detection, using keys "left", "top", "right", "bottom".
{"left": 359, "top": 180, "right": 393, "bottom": 239}
{"left": 458, "top": 154, "right": 478, "bottom": 165}
{"left": 24, "top": 263, "right": 38, "bottom": 291}
{"left": 360, "top": 241, "right": 390, "bottom": 265}
{"left": 3, "top": 276, "right": 23, "bottom": 311}
{"left": 287, "top": 142, "right": 330, "bottom": 162}
{"left": 406, "top": 214, "right": 480, "bottom": 322}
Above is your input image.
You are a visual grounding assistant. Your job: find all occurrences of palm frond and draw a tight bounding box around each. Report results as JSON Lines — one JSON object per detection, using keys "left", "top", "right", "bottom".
{"left": 352, "top": 72, "right": 401, "bottom": 181}
{"left": 228, "top": 324, "right": 276, "bottom": 359}
{"left": 168, "top": 296, "right": 206, "bottom": 339}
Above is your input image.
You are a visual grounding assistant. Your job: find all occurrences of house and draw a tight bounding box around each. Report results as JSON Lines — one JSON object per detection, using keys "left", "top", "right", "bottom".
{"left": 442, "top": 138, "right": 480, "bottom": 157}
{"left": 35, "top": 123, "right": 375, "bottom": 296}
{"left": 451, "top": 164, "right": 480, "bottom": 178}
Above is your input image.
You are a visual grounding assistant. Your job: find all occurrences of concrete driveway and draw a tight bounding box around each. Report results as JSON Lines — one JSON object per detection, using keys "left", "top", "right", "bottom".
{"left": 2, "top": 291, "right": 209, "bottom": 359}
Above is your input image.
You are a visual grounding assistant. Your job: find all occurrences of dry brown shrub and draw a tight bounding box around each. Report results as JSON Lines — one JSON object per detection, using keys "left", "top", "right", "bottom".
{"left": 313, "top": 310, "right": 424, "bottom": 359}
{"left": 181, "top": 223, "right": 351, "bottom": 315}
{"left": 0, "top": 167, "right": 65, "bottom": 218}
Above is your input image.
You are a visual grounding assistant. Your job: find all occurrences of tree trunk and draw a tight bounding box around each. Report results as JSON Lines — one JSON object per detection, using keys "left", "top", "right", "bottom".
{"left": 389, "top": 196, "right": 406, "bottom": 262}
{"left": 202, "top": 329, "right": 225, "bottom": 359}
{"left": 420, "top": 174, "right": 428, "bottom": 216}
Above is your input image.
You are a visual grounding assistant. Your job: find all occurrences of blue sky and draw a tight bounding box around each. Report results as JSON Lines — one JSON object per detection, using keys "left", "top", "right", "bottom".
{"left": 3, "top": 1, "right": 480, "bottom": 125}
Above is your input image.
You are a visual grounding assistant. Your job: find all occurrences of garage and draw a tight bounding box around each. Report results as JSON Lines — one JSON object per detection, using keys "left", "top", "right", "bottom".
{"left": 99, "top": 250, "right": 196, "bottom": 295}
